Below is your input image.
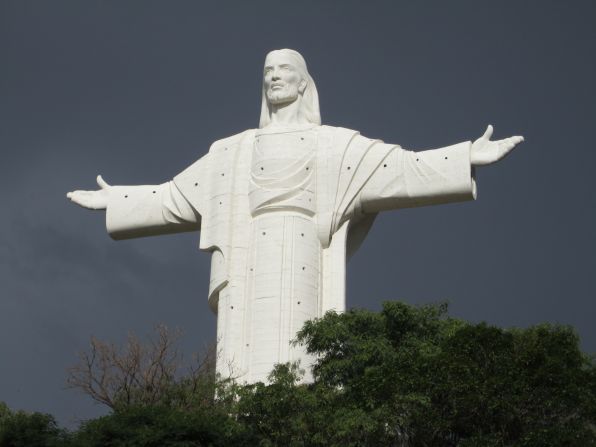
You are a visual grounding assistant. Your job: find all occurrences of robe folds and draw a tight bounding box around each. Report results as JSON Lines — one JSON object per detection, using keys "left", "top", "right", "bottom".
{"left": 105, "top": 125, "right": 476, "bottom": 381}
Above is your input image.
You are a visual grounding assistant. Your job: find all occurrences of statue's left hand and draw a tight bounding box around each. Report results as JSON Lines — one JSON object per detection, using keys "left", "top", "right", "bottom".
{"left": 66, "top": 175, "right": 112, "bottom": 210}
{"left": 470, "top": 125, "right": 524, "bottom": 166}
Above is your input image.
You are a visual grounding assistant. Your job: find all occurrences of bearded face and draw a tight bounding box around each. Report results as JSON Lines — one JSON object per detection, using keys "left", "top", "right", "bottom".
{"left": 263, "top": 52, "right": 306, "bottom": 106}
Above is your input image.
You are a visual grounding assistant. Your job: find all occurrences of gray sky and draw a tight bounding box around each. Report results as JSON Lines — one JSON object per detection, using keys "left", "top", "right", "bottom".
{"left": 1, "top": 0, "right": 595, "bottom": 429}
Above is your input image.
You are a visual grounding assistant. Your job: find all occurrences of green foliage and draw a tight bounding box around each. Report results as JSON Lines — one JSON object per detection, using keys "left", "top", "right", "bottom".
{"left": 70, "top": 405, "right": 250, "bottom": 447}
{"left": 3, "top": 301, "right": 595, "bottom": 446}
{"left": 232, "top": 363, "right": 398, "bottom": 446}
{"left": 233, "top": 364, "right": 316, "bottom": 445}
{"left": 294, "top": 302, "right": 596, "bottom": 446}
{"left": 0, "top": 403, "right": 68, "bottom": 447}
{"left": 0, "top": 402, "right": 11, "bottom": 425}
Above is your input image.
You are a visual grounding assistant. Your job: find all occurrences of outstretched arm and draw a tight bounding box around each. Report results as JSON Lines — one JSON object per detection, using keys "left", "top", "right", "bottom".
{"left": 67, "top": 174, "right": 201, "bottom": 240}
{"left": 359, "top": 125, "right": 524, "bottom": 213}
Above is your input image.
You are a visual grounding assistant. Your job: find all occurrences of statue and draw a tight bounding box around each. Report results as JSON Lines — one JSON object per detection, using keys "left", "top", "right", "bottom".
{"left": 67, "top": 49, "right": 523, "bottom": 383}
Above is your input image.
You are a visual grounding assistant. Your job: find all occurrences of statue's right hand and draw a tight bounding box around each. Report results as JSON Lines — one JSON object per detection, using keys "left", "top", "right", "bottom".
{"left": 66, "top": 175, "right": 112, "bottom": 210}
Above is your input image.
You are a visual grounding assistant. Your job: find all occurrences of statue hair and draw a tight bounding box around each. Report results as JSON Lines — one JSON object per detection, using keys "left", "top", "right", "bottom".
{"left": 259, "top": 49, "right": 321, "bottom": 128}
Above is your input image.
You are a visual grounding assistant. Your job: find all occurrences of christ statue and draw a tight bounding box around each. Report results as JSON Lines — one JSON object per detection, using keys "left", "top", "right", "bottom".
{"left": 67, "top": 49, "right": 523, "bottom": 383}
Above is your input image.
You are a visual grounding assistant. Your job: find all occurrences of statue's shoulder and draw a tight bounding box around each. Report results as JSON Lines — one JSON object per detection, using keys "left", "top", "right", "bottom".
{"left": 175, "top": 129, "right": 255, "bottom": 187}
{"left": 319, "top": 125, "right": 389, "bottom": 147}
{"left": 209, "top": 129, "right": 256, "bottom": 153}
{"left": 317, "top": 125, "right": 364, "bottom": 151}
{"left": 319, "top": 125, "right": 360, "bottom": 139}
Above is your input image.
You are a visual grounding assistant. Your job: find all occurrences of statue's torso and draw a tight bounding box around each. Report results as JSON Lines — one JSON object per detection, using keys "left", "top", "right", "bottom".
{"left": 221, "top": 127, "right": 319, "bottom": 382}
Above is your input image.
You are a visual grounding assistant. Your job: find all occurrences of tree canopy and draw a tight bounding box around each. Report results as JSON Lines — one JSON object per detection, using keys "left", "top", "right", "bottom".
{"left": 2, "top": 301, "right": 594, "bottom": 446}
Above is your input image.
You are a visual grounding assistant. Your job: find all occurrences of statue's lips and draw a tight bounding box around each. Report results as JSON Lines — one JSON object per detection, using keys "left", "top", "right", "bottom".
{"left": 270, "top": 83, "right": 285, "bottom": 90}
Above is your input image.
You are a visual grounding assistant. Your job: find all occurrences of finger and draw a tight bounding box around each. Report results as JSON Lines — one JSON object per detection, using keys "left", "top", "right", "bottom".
{"left": 508, "top": 136, "right": 524, "bottom": 147}
{"left": 97, "top": 175, "right": 110, "bottom": 189}
{"left": 68, "top": 193, "right": 84, "bottom": 206}
{"left": 500, "top": 142, "right": 513, "bottom": 154}
{"left": 68, "top": 190, "right": 89, "bottom": 200}
{"left": 66, "top": 192, "right": 73, "bottom": 199}
{"left": 483, "top": 124, "right": 494, "bottom": 140}
{"left": 69, "top": 193, "right": 94, "bottom": 208}
{"left": 498, "top": 138, "right": 521, "bottom": 158}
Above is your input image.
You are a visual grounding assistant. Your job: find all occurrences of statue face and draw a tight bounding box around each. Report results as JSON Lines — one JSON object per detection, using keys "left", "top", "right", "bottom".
{"left": 263, "top": 52, "right": 307, "bottom": 106}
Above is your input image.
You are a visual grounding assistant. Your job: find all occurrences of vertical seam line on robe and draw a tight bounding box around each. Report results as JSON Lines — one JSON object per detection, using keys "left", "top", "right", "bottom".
{"left": 331, "top": 131, "right": 359, "bottom": 220}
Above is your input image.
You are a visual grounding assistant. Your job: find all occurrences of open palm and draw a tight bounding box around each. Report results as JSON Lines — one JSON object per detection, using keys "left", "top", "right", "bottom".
{"left": 66, "top": 175, "right": 112, "bottom": 210}
{"left": 471, "top": 125, "right": 524, "bottom": 166}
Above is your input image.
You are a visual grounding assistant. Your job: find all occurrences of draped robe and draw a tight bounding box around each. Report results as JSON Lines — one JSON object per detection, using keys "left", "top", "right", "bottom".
{"left": 105, "top": 125, "right": 476, "bottom": 382}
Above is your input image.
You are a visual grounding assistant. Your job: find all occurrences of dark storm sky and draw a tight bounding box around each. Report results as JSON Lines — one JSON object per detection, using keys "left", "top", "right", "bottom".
{"left": 1, "top": 0, "right": 595, "bottom": 428}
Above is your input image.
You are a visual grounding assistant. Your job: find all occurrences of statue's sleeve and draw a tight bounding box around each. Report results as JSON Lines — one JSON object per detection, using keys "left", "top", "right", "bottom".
{"left": 105, "top": 181, "right": 200, "bottom": 240}
{"left": 105, "top": 155, "right": 209, "bottom": 240}
{"left": 359, "top": 142, "right": 477, "bottom": 213}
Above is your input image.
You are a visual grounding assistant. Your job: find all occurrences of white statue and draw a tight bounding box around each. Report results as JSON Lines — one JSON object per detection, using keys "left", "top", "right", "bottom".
{"left": 67, "top": 49, "right": 523, "bottom": 383}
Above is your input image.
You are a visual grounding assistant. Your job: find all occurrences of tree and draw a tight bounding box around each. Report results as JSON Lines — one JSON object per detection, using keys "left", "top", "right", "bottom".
{"left": 66, "top": 325, "right": 216, "bottom": 411}
{"left": 63, "top": 302, "right": 596, "bottom": 446}
{"left": 0, "top": 403, "right": 68, "bottom": 447}
{"left": 293, "top": 302, "right": 596, "bottom": 446}
{"left": 69, "top": 405, "right": 252, "bottom": 447}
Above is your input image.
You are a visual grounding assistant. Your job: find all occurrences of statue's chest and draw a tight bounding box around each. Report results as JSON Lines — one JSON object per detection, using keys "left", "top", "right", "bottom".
{"left": 249, "top": 130, "right": 317, "bottom": 215}
{"left": 251, "top": 131, "right": 315, "bottom": 176}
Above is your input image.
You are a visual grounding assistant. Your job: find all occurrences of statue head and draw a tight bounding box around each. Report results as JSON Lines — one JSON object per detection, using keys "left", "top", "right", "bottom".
{"left": 259, "top": 49, "right": 321, "bottom": 128}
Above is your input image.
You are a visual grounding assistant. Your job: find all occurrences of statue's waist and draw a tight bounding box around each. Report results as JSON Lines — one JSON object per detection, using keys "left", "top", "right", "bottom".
{"left": 249, "top": 182, "right": 316, "bottom": 217}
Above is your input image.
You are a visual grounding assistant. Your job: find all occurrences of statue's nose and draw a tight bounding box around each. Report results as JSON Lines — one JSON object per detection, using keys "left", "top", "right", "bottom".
{"left": 271, "top": 68, "right": 281, "bottom": 80}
